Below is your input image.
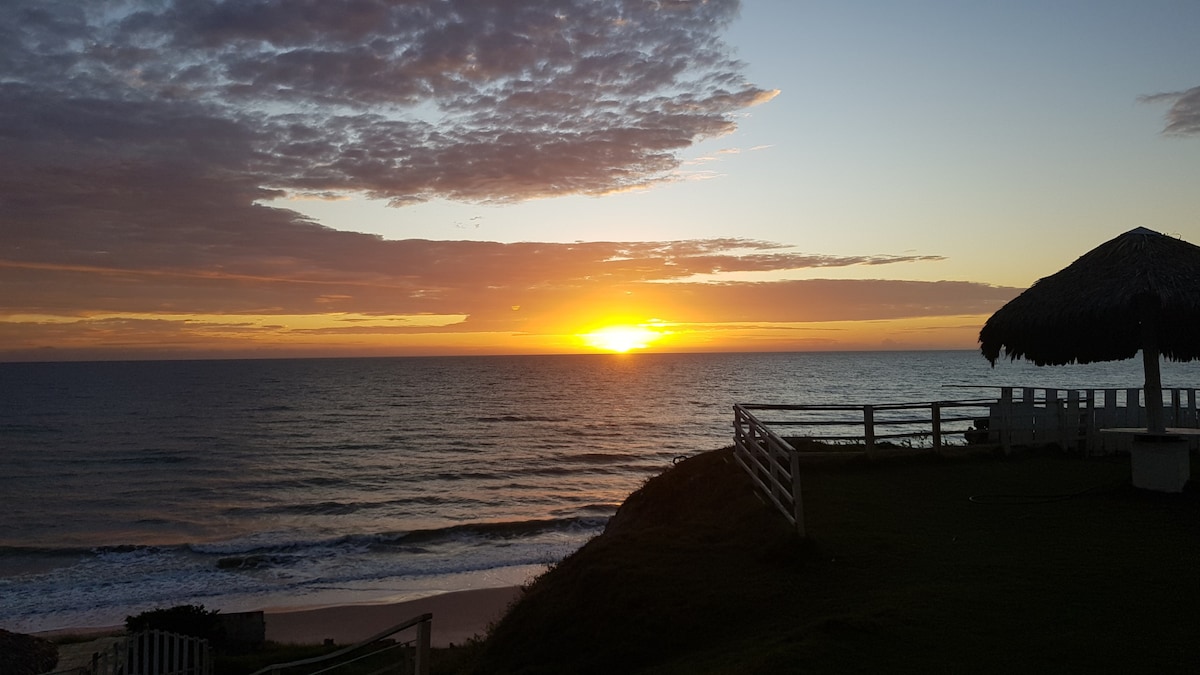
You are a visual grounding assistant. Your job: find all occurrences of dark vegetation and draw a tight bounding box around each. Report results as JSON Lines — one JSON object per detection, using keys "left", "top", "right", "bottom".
{"left": 124, "top": 604, "right": 224, "bottom": 645}
{"left": 455, "top": 446, "right": 1200, "bottom": 674}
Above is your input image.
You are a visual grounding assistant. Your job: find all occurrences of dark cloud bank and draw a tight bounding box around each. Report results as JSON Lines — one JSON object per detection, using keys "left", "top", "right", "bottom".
{"left": 1, "top": 1, "right": 1019, "bottom": 356}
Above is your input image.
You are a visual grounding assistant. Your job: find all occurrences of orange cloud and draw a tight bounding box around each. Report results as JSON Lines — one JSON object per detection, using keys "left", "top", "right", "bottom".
{"left": 0, "top": 237, "right": 1019, "bottom": 360}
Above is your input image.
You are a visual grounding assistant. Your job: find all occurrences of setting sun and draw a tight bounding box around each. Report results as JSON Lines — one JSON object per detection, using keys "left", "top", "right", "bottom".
{"left": 579, "top": 325, "right": 667, "bottom": 353}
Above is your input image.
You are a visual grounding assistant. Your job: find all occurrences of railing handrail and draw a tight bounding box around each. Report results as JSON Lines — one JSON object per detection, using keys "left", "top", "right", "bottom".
{"left": 249, "top": 612, "right": 432, "bottom": 675}
{"left": 738, "top": 398, "right": 996, "bottom": 412}
{"left": 732, "top": 404, "right": 805, "bottom": 536}
{"left": 739, "top": 399, "right": 996, "bottom": 452}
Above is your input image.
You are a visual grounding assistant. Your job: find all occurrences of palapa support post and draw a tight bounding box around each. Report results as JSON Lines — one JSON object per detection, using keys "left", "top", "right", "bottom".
{"left": 1140, "top": 309, "right": 1166, "bottom": 434}
{"left": 1127, "top": 300, "right": 1190, "bottom": 491}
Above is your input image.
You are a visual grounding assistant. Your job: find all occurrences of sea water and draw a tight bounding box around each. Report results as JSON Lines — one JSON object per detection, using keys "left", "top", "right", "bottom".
{"left": 3, "top": 351, "right": 1198, "bottom": 633}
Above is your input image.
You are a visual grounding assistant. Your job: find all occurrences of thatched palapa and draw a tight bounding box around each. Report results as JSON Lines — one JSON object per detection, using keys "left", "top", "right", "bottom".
{"left": 979, "top": 227, "right": 1200, "bottom": 433}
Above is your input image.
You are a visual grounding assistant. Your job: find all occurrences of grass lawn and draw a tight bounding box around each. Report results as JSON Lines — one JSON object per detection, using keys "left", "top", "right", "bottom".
{"left": 460, "top": 446, "right": 1200, "bottom": 674}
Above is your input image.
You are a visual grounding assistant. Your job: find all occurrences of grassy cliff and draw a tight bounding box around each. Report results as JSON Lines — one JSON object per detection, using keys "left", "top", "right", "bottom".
{"left": 459, "top": 447, "right": 1200, "bottom": 674}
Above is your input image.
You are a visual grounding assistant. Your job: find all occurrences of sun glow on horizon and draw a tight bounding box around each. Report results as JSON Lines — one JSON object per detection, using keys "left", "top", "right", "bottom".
{"left": 578, "top": 324, "right": 670, "bottom": 353}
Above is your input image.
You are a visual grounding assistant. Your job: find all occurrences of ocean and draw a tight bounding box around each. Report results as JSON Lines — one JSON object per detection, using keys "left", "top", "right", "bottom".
{"left": 3, "top": 350, "right": 1199, "bottom": 633}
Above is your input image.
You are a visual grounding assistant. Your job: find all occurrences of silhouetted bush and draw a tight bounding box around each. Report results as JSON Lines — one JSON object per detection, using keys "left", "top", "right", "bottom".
{"left": 125, "top": 604, "right": 224, "bottom": 644}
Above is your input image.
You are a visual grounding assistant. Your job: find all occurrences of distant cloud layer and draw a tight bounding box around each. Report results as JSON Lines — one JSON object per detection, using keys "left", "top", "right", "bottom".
{"left": 1, "top": 0, "right": 776, "bottom": 215}
{"left": 1, "top": 236, "right": 971, "bottom": 319}
{"left": 1141, "top": 86, "right": 1200, "bottom": 136}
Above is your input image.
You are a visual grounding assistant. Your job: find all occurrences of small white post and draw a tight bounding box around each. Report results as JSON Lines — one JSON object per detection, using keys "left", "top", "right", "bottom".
{"left": 1127, "top": 388, "right": 1142, "bottom": 427}
{"left": 931, "top": 403, "right": 942, "bottom": 451}
{"left": 1067, "top": 390, "right": 1081, "bottom": 452}
{"left": 415, "top": 617, "right": 431, "bottom": 675}
{"left": 863, "top": 405, "right": 875, "bottom": 456}
{"left": 1000, "top": 387, "right": 1013, "bottom": 455}
{"left": 790, "top": 449, "right": 806, "bottom": 538}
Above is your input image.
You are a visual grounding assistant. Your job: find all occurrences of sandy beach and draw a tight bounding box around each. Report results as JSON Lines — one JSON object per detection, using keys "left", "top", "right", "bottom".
{"left": 43, "top": 586, "right": 523, "bottom": 672}
{"left": 264, "top": 586, "right": 522, "bottom": 648}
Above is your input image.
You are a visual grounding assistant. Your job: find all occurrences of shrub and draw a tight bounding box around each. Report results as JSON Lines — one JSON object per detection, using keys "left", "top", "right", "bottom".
{"left": 125, "top": 604, "right": 224, "bottom": 644}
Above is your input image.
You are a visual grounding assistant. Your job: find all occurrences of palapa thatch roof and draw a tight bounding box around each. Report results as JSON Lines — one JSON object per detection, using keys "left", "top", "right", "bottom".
{"left": 979, "top": 227, "right": 1200, "bottom": 367}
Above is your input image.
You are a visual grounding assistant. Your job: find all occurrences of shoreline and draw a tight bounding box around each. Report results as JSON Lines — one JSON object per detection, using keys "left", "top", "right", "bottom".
{"left": 35, "top": 586, "right": 523, "bottom": 650}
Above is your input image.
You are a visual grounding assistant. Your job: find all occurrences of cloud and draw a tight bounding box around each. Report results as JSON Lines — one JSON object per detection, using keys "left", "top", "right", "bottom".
{"left": 0, "top": 273, "right": 1018, "bottom": 360}
{"left": 456, "top": 277, "right": 1019, "bottom": 335}
{"left": 1139, "top": 86, "right": 1200, "bottom": 136}
{"left": 0, "top": 234, "right": 962, "bottom": 318}
{"left": 1, "top": 0, "right": 777, "bottom": 217}
{"left": 0, "top": 211, "right": 1017, "bottom": 357}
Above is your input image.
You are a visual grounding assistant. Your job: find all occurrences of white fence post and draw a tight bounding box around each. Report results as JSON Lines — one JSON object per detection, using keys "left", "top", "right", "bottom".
{"left": 1000, "top": 387, "right": 1013, "bottom": 454}
{"left": 415, "top": 616, "right": 431, "bottom": 675}
{"left": 92, "top": 630, "right": 212, "bottom": 675}
{"left": 863, "top": 405, "right": 875, "bottom": 456}
{"left": 790, "top": 448, "right": 805, "bottom": 538}
{"left": 931, "top": 403, "right": 942, "bottom": 451}
{"left": 1127, "top": 388, "right": 1142, "bottom": 427}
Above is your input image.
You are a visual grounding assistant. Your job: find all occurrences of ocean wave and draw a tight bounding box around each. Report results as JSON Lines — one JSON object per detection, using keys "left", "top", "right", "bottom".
{"left": 566, "top": 452, "right": 635, "bottom": 464}
{"left": 247, "top": 404, "right": 295, "bottom": 412}
{"left": 1, "top": 514, "right": 604, "bottom": 566}
{"left": 376, "top": 516, "right": 609, "bottom": 547}
{"left": 430, "top": 471, "right": 505, "bottom": 481}
{"left": 551, "top": 503, "right": 621, "bottom": 517}
{"left": 0, "top": 423, "right": 62, "bottom": 434}
{"left": 0, "top": 544, "right": 101, "bottom": 559}
{"left": 218, "top": 493, "right": 488, "bottom": 517}
{"left": 108, "top": 452, "right": 195, "bottom": 466}
{"left": 175, "top": 515, "right": 605, "bottom": 560}
{"left": 473, "top": 415, "right": 570, "bottom": 423}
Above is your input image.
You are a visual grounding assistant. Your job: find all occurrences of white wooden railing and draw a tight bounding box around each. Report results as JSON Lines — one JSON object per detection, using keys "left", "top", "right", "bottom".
{"left": 732, "top": 386, "right": 1200, "bottom": 535}
{"left": 732, "top": 404, "right": 805, "bottom": 536}
{"left": 966, "top": 386, "right": 1200, "bottom": 454}
{"left": 250, "top": 612, "right": 432, "bottom": 675}
{"left": 736, "top": 399, "right": 995, "bottom": 452}
{"left": 88, "top": 630, "right": 211, "bottom": 675}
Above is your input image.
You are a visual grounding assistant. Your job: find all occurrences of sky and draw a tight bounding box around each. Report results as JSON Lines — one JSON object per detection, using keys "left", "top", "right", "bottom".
{"left": 1, "top": 0, "right": 1198, "bottom": 361}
